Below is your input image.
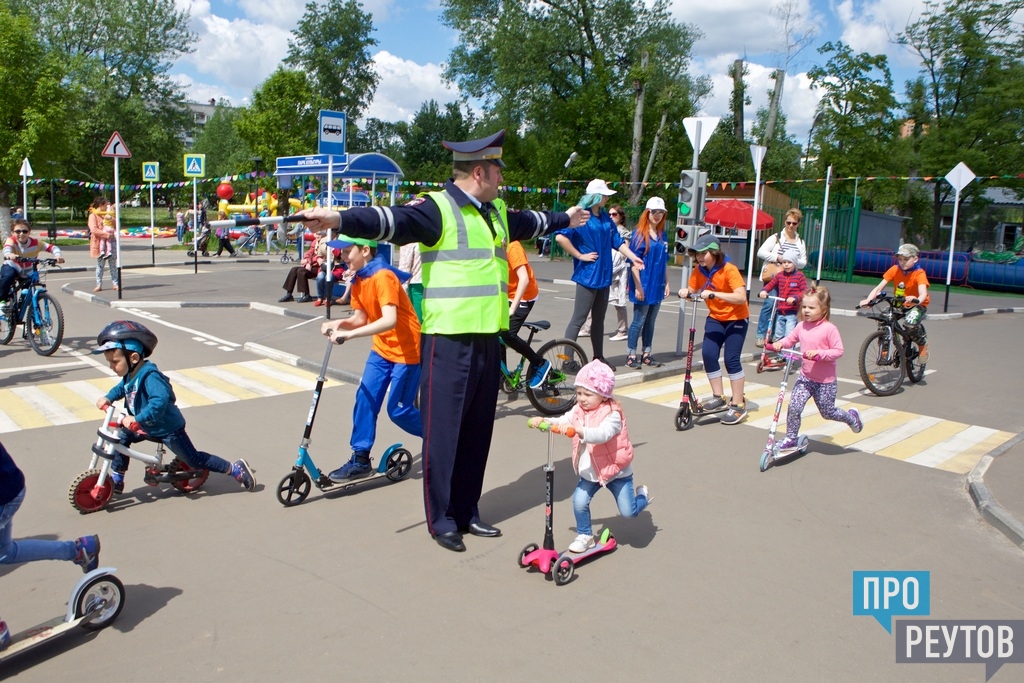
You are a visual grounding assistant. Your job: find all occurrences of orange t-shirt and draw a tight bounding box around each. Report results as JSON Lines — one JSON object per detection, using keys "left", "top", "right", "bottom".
{"left": 507, "top": 241, "right": 538, "bottom": 302}
{"left": 351, "top": 269, "right": 421, "bottom": 364}
{"left": 688, "top": 262, "right": 750, "bottom": 321}
{"left": 883, "top": 265, "right": 930, "bottom": 307}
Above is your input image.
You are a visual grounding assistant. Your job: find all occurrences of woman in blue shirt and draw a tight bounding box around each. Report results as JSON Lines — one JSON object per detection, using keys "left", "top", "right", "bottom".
{"left": 555, "top": 180, "right": 643, "bottom": 371}
{"left": 625, "top": 197, "right": 671, "bottom": 368}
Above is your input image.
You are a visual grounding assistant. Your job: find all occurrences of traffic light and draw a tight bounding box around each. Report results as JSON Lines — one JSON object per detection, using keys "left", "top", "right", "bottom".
{"left": 677, "top": 169, "right": 706, "bottom": 223}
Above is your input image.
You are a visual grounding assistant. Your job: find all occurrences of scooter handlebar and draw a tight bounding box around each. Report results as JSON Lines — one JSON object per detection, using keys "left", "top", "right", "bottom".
{"left": 526, "top": 419, "right": 575, "bottom": 437}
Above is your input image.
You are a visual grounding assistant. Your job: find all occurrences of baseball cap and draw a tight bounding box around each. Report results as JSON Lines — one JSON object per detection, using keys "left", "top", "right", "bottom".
{"left": 327, "top": 235, "right": 378, "bottom": 250}
{"left": 688, "top": 234, "right": 720, "bottom": 253}
{"left": 895, "top": 243, "right": 919, "bottom": 258}
{"left": 645, "top": 196, "right": 666, "bottom": 211}
{"left": 585, "top": 179, "right": 617, "bottom": 196}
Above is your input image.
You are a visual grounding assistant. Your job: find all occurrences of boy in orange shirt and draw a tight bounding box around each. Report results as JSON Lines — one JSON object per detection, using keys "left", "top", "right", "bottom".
{"left": 501, "top": 240, "right": 550, "bottom": 388}
{"left": 321, "top": 236, "right": 422, "bottom": 480}
{"left": 859, "top": 243, "right": 930, "bottom": 362}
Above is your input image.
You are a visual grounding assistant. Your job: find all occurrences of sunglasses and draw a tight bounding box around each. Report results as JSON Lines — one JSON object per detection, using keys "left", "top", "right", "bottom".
{"left": 785, "top": 221, "right": 799, "bottom": 226}
{"left": 650, "top": 209, "right": 666, "bottom": 214}
{"left": 13, "top": 230, "right": 29, "bottom": 234}
{"left": 608, "top": 211, "right": 620, "bottom": 216}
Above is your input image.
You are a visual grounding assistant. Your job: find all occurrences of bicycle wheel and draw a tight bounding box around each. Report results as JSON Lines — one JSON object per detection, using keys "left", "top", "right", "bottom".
{"left": 904, "top": 337, "right": 926, "bottom": 383}
{"left": 28, "top": 291, "right": 64, "bottom": 356}
{"left": 526, "top": 339, "right": 588, "bottom": 416}
{"left": 0, "top": 301, "right": 15, "bottom": 345}
{"left": 858, "top": 329, "right": 904, "bottom": 396}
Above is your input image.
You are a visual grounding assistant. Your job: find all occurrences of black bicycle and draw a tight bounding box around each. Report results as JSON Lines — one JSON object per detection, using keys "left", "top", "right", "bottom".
{"left": 0, "top": 257, "right": 65, "bottom": 356}
{"left": 856, "top": 291, "right": 926, "bottom": 396}
{"left": 500, "top": 321, "right": 588, "bottom": 416}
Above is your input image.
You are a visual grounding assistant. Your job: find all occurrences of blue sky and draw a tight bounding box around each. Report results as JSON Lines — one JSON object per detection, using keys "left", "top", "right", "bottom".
{"left": 172, "top": 0, "right": 931, "bottom": 147}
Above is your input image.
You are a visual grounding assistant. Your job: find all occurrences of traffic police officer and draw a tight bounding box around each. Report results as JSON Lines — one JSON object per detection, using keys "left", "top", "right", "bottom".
{"left": 300, "top": 130, "right": 589, "bottom": 552}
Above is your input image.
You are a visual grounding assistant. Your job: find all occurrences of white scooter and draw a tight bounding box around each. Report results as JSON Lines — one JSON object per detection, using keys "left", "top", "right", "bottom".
{"left": 0, "top": 568, "right": 125, "bottom": 662}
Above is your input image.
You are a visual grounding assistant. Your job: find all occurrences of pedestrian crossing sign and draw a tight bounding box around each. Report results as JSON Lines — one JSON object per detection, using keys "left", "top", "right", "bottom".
{"left": 143, "top": 162, "right": 160, "bottom": 182}
{"left": 184, "top": 154, "right": 205, "bottom": 178}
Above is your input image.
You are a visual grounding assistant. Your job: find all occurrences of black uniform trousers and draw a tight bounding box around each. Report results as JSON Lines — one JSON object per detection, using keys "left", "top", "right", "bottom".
{"left": 420, "top": 331, "right": 501, "bottom": 537}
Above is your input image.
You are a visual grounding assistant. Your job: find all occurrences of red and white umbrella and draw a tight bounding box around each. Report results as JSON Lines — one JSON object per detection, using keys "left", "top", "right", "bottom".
{"left": 703, "top": 198, "right": 775, "bottom": 231}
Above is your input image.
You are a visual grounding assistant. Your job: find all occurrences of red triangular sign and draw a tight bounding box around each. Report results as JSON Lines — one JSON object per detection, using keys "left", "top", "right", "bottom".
{"left": 101, "top": 131, "right": 132, "bottom": 158}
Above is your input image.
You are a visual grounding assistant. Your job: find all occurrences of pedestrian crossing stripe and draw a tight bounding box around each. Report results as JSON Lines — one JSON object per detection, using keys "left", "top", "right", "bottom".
{"left": 616, "top": 375, "right": 1014, "bottom": 474}
{"left": 0, "top": 360, "right": 339, "bottom": 434}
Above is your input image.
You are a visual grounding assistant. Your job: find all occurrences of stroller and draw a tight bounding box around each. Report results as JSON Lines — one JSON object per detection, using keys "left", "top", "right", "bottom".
{"left": 187, "top": 223, "right": 211, "bottom": 257}
{"left": 235, "top": 225, "right": 265, "bottom": 255}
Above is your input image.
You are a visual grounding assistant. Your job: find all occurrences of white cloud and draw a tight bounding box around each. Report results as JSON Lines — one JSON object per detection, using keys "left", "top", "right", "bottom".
{"left": 835, "top": 0, "right": 926, "bottom": 72}
{"left": 365, "top": 50, "right": 460, "bottom": 122}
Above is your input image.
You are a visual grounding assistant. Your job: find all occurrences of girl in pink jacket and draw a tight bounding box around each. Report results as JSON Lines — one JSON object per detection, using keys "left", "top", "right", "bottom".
{"left": 529, "top": 359, "right": 651, "bottom": 553}
{"left": 766, "top": 287, "right": 863, "bottom": 450}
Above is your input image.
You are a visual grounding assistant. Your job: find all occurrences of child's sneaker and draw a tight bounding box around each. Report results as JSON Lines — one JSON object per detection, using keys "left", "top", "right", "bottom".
{"left": 528, "top": 360, "right": 551, "bottom": 389}
{"left": 849, "top": 408, "right": 863, "bottom": 434}
{"left": 777, "top": 436, "right": 799, "bottom": 451}
{"left": 702, "top": 395, "right": 726, "bottom": 411}
{"left": 720, "top": 403, "right": 748, "bottom": 425}
{"left": 568, "top": 533, "right": 595, "bottom": 553}
{"left": 636, "top": 485, "right": 652, "bottom": 506}
{"left": 328, "top": 454, "right": 372, "bottom": 482}
{"left": 917, "top": 344, "right": 928, "bottom": 363}
{"left": 0, "top": 620, "right": 9, "bottom": 652}
{"left": 755, "top": 337, "right": 765, "bottom": 348}
{"left": 231, "top": 459, "right": 256, "bottom": 491}
{"left": 74, "top": 535, "right": 101, "bottom": 573}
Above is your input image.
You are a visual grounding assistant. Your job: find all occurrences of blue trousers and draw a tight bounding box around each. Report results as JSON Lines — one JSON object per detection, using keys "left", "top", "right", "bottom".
{"left": 572, "top": 475, "right": 649, "bottom": 536}
{"left": 1, "top": 488, "right": 77, "bottom": 565}
{"left": 113, "top": 427, "right": 231, "bottom": 475}
{"left": 351, "top": 351, "right": 422, "bottom": 454}
{"left": 420, "top": 333, "right": 500, "bottom": 537}
{"left": 755, "top": 288, "right": 776, "bottom": 339}
{"left": 702, "top": 316, "right": 749, "bottom": 379}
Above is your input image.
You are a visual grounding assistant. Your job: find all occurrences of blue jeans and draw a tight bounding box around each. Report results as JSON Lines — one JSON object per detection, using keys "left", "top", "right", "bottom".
{"left": 113, "top": 427, "right": 232, "bottom": 475}
{"left": 627, "top": 302, "right": 662, "bottom": 354}
{"left": 756, "top": 287, "right": 776, "bottom": 339}
{"left": 351, "top": 351, "right": 422, "bottom": 454}
{"left": 572, "top": 475, "right": 648, "bottom": 536}
{"left": 774, "top": 313, "right": 797, "bottom": 341}
{"left": 0, "top": 488, "right": 77, "bottom": 565}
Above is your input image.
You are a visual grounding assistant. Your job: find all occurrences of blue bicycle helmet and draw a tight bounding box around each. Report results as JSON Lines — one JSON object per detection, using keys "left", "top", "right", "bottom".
{"left": 95, "top": 320, "right": 158, "bottom": 358}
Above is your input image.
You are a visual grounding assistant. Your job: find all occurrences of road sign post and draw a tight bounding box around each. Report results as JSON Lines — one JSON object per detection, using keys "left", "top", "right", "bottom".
{"left": 102, "top": 132, "right": 131, "bottom": 299}
{"left": 184, "top": 154, "right": 206, "bottom": 273}
{"left": 943, "top": 162, "right": 976, "bottom": 313}
{"left": 18, "top": 158, "right": 33, "bottom": 227}
{"left": 143, "top": 162, "right": 160, "bottom": 265}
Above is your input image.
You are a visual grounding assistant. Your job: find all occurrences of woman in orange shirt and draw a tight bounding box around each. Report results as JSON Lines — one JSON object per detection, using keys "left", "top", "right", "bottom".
{"left": 678, "top": 234, "right": 750, "bottom": 425}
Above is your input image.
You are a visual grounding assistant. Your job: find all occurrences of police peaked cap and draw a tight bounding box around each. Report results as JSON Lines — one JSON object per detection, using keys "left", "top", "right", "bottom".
{"left": 443, "top": 130, "right": 506, "bottom": 168}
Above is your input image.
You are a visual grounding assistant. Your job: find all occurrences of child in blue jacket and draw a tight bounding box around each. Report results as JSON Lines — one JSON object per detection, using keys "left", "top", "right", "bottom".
{"left": 93, "top": 320, "right": 255, "bottom": 493}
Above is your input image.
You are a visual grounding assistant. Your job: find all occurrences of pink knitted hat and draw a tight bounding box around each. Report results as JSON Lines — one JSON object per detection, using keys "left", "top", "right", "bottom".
{"left": 574, "top": 359, "right": 615, "bottom": 398}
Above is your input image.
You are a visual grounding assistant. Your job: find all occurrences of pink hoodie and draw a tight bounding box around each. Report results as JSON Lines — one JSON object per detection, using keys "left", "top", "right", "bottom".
{"left": 774, "top": 318, "right": 844, "bottom": 383}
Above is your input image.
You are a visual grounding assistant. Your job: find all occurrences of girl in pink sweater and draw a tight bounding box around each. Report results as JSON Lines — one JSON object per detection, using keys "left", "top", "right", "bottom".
{"left": 766, "top": 287, "right": 863, "bottom": 449}
{"left": 528, "top": 359, "right": 651, "bottom": 554}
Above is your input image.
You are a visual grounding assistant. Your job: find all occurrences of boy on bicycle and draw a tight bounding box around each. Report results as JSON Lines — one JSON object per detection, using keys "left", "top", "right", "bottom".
{"left": 93, "top": 320, "right": 256, "bottom": 493}
{"left": 0, "top": 219, "right": 64, "bottom": 305}
{"left": 859, "top": 243, "right": 930, "bottom": 362}
{"left": 320, "top": 236, "right": 422, "bottom": 481}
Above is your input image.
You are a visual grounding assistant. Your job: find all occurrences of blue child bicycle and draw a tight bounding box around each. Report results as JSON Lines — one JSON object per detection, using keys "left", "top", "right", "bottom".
{"left": 0, "top": 257, "right": 65, "bottom": 356}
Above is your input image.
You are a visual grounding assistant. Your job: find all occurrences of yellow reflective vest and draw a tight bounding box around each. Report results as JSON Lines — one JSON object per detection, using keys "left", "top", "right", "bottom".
{"left": 420, "top": 191, "right": 509, "bottom": 335}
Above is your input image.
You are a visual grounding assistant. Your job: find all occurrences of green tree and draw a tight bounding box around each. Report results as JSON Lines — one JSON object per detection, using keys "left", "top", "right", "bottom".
{"left": 191, "top": 104, "right": 253, "bottom": 179}
{"left": 234, "top": 69, "right": 319, "bottom": 167}
{"left": 0, "top": 4, "right": 76, "bottom": 232}
{"left": 898, "top": 0, "right": 1024, "bottom": 247}
{"left": 441, "top": 0, "right": 706, "bottom": 192}
{"left": 286, "top": 0, "right": 379, "bottom": 127}
{"left": 402, "top": 101, "right": 471, "bottom": 183}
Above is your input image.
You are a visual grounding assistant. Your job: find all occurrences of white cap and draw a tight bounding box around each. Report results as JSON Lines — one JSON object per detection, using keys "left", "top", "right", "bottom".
{"left": 645, "top": 196, "right": 666, "bottom": 211}
{"left": 585, "top": 179, "right": 617, "bottom": 196}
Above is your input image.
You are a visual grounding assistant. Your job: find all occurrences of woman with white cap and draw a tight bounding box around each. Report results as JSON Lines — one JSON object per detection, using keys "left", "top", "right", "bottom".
{"left": 555, "top": 179, "right": 643, "bottom": 371}
{"left": 624, "top": 196, "right": 671, "bottom": 368}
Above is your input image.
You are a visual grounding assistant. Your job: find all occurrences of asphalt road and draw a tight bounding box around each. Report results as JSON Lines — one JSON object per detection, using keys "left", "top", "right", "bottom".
{"left": 1, "top": 241, "right": 1023, "bottom": 681}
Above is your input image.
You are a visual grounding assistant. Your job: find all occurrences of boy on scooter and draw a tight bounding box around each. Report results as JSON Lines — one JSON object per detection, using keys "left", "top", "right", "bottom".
{"left": 321, "top": 236, "right": 422, "bottom": 482}
{"left": 93, "top": 320, "right": 256, "bottom": 493}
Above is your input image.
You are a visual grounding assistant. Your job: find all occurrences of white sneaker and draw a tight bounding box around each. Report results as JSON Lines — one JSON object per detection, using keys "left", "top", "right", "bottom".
{"left": 568, "top": 533, "right": 595, "bottom": 553}
{"left": 637, "top": 485, "right": 652, "bottom": 505}
{"left": 609, "top": 332, "right": 628, "bottom": 342}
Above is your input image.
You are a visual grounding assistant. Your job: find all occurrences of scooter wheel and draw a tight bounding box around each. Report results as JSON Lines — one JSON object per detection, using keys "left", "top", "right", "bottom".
{"left": 187, "top": 250, "right": 196, "bottom": 257}
{"left": 276, "top": 469, "right": 311, "bottom": 506}
{"left": 518, "top": 543, "right": 539, "bottom": 568}
{"left": 69, "top": 469, "right": 113, "bottom": 514}
{"left": 756, "top": 360, "right": 765, "bottom": 373}
{"left": 674, "top": 406, "right": 694, "bottom": 431}
{"left": 168, "top": 459, "right": 210, "bottom": 493}
{"left": 552, "top": 554, "right": 575, "bottom": 586}
{"left": 798, "top": 436, "right": 810, "bottom": 455}
{"left": 384, "top": 448, "right": 413, "bottom": 482}
{"left": 759, "top": 450, "right": 774, "bottom": 472}
{"left": 280, "top": 255, "right": 291, "bottom": 264}
{"left": 77, "top": 574, "right": 126, "bottom": 630}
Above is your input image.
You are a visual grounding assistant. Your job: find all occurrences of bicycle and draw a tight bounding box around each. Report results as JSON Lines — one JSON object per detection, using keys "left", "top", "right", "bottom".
{"left": 855, "top": 291, "right": 926, "bottom": 396}
{"left": 0, "top": 257, "right": 65, "bottom": 356}
{"left": 500, "top": 320, "right": 588, "bottom": 416}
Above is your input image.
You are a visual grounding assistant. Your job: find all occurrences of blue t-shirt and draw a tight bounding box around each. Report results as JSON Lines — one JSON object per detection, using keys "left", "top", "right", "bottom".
{"left": 627, "top": 231, "right": 669, "bottom": 304}
{"left": 557, "top": 211, "right": 624, "bottom": 289}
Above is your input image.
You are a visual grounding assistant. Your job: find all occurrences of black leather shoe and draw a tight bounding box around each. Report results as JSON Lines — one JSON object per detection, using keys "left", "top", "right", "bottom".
{"left": 434, "top": 531, "right": 466, "bottom": 552}
{"left": 460, "top": 521, "right": 502, "bottom": 538}
{"left": 295, "top": 294, "right": 313, "bottom": 303}
{"left": 278, "top": 293, "right": 293, "bottom": 303}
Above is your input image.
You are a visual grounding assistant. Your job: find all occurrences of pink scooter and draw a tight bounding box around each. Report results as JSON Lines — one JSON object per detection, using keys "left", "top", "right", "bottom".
{"left": 519, "top": 420, "right": 617, "bottom": 586}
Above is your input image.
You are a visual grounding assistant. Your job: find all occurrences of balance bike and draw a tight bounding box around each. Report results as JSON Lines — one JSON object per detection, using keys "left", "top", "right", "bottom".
{"left": 276, "top": 338, "right": 413, "bottom": 506}
{"left": 756, "top": 296, "right": 788, "bottom": 373}
{"left": 759, "top": 347, "right": 810, "bottom": 472}
{"left": 519, "top": 421, "right": 617, "bottom": 586}
{"left": 674, "top": 295, "right": 731, "bottom": 430}
{"left": 69, "top": 406, "right": 210, "bottom": 514}
{"left": 0, "top": 568, "right": 125, "bottom": 663}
